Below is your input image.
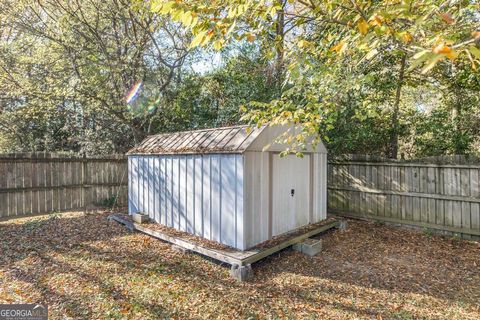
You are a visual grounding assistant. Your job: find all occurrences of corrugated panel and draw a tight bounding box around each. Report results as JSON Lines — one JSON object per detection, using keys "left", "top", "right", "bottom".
{"left": 128, "top": 154, "right": 245, "bottom": 250}
{"left": 243, "top": 152, "right": 270, "bottom": 248}
{"left": 128, "top": 125, "right": 264, "bottom": 155}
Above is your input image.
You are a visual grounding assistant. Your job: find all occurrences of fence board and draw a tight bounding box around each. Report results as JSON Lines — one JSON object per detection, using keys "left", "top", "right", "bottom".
{"left": 329, "top": 158, "right": 480, "bottom": 238}
{"left": 0, "top": 153, "right": 127, "bottom": 220}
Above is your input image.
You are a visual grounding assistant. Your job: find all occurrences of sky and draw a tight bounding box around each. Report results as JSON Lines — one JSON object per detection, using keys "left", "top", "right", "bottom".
{"left": 190, "top": 50, "right": 223, "bottom": 74}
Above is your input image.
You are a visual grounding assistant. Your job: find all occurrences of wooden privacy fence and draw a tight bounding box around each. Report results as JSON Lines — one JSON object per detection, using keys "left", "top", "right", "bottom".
{"left": 0, "top": 153, "right": 127, "bottom": 220}
{"left": 327, "top": 157, "right": 480, "bottom": 239}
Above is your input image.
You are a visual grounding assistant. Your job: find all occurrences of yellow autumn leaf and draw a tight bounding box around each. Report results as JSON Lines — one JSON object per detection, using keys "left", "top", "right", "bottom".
{"left": 282, "top": 111, "right": 293, "bottom": 118}
{"left": 298, "top": 40, "right": 310, "bottom": 48}
{"left": 369, "top": 14, "right": 383, "bottom": 27}
{"left": 190, "top": 30, "right": 207, "bottom": 48}
{"left": 401, "top": 32, "right": 413, "bottom": 43}
{"left": 269, "top": 6, "right": 277, "bottom": 18}
{"left": 246, "top": 33, "right": 255, "bottom": 43}
{"left": 446, "top": 49, "right": 458, "bottom": 61}
{"left": 331, "top": 41, "right": 345, "bottom": 53}
{"left": 433, "top": 43, "right": 451, "bottom": 54}
{"left": 213, "top": 40, "right": 223, "bottom": 50}
{"left": 358, "top": 19, "right": 369, "bottom": 35}
{"left": 201, "top": 30, "right": 215, "bottom": 46}
{"left": 180, "top": 11, "right": 193, "bottom": 27}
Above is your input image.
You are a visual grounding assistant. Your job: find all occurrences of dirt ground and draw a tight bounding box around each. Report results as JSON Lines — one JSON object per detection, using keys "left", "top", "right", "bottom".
{"left": 0, "top": 211, "right": 479, "bottom": 319}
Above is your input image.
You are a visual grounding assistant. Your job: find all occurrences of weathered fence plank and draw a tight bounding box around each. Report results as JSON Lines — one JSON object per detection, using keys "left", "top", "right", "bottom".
{"left": 328, "top": 158, "right": 480, "bottom": 238}
{"left": 0, "top": 153, "right": 127, "bottom": 220}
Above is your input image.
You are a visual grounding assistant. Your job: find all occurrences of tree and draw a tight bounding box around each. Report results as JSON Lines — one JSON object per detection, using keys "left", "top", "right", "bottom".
{"left": 0, "top": 0, "right": 190, "bottom": 153}
{"left": 152, "top": 0, "right": 480, "bottom": 157}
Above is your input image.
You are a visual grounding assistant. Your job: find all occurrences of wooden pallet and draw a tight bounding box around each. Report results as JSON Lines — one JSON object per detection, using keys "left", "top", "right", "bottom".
{"left": 108, "top": 214, "right": 342, "bottom": 268}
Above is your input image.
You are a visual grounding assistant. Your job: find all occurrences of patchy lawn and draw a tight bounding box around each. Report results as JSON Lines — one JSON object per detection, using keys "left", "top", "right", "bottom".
{"left": 0, "top": 212, "right": 479, "bottom": 319}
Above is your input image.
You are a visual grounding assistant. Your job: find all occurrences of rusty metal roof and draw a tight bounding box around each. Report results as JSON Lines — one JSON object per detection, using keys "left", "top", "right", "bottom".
{"left": 128, "top": 125, "right": 265, "bottom": 155}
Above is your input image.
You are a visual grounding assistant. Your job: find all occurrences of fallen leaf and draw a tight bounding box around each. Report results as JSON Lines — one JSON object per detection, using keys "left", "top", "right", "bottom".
{"left": 358, "top": 19, "right": 369, "bottom": 35}
{"left": 438, "top": 12, "right": 454, "bottom": 24}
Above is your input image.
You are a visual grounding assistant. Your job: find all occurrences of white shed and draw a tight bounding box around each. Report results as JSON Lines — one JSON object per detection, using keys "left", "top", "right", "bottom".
{"left": 127, "top": 125, "right": 327, "bottom": 250}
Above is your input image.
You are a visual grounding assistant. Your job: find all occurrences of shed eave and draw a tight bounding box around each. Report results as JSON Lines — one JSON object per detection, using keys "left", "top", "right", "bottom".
{"left": 127, "top": 150, "right": 245, "bottom": 156}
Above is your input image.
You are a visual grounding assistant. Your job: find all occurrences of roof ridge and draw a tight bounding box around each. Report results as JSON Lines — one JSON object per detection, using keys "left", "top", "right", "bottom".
{"left": 147, "top": 124, "right": 251, "bottom": 139}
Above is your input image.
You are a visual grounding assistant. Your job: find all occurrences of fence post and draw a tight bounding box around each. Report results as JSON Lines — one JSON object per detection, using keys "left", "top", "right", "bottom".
{"left": 82, "top": 155, "right": 91, "bottom": 212}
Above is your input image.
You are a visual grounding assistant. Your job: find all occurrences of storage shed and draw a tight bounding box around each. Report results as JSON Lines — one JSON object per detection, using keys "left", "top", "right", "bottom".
{"left": 127, "top": 125, "right": 327, "bottom": 250}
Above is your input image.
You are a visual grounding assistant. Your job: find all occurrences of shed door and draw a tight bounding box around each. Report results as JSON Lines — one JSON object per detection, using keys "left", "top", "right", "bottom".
{"left": 271, "top": 154, "right": 310, "bottom": 236}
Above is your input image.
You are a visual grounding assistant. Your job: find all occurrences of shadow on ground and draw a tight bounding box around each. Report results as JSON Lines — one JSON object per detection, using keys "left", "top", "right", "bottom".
{"left": 0, "top": 212, "right": 479, "bottom": 319}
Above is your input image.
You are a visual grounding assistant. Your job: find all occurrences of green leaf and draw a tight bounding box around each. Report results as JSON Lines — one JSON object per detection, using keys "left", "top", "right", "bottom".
{"left": 469, "top": 46, "right": 480, "bottom": 60}
{"left": 409, "top": 51, "right": 432, "bottom": 71}
{"left": 190, "top": 31, "right": 207, "bottom": 48}
{"left": 159, "top": 1, "right": 175, "bottom": 14}
{"left": 412, "top": 49, "right": 429, "bottom": 60}
{"left": 421, "top": 55, "right": 445, "bottom": 74}
{"left": 213, "top": 40, "right": 223, "bottom": 50}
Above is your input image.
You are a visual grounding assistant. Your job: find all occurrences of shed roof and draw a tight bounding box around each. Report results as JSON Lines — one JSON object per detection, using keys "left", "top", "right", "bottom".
{"left": 128, "top": 124, "right": 327, "bottom": 155}
{"left": 128, "top": 125, "right": 265, "bottom": 155}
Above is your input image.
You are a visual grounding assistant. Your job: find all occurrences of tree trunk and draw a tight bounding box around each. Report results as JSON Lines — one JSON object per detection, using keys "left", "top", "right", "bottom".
{"left": 274, "top": 3, "right": 285, "bottom": 97}
{"left": 450, "top": 64, "right": 464, "bottom": 155}
{"left": 388, "top": 54, "right": 407, "bottom": 159}
{"left": 131, "top": 125, "right": 146, "bottom": 145}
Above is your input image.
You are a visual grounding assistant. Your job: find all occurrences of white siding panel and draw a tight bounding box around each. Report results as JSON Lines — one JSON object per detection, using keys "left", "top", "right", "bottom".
{"left": 138, "top": 157, "right": 145, "bottom": 214}
{"left": 128, "top": 153, "right": 245, "bottom": 250}
{"left": 128, "top": 157, "right": 139, "bottom": 214}
{"left": 179, "top": 157, "right": 187, "bottom": 232}
{"left": 235, "top": 155, "right": 245, "bottom": 250}
{"left": 194, "top": 156, "right": 203, "bottom": 236}
{"left": 153, "top": 157, "right": 160, "bottom": 223}
{"left": 211, "top": 155, "right": 221, "bottom": 242}
{"left": 221, "top": 156, "right": 236, "bottom": 247}
{"left": 243, "top": 152, "right": 270, "bottom": 249}
{"left": 203, "top": 157, "right": 211, "bottom": 240}
{"left": 148, "top": 157, "right": 154, "bottom": 219}
{"left": 260, "top": 152, "right": 270, "bottom": 242}
{"left": 186, "top": 155, "right": 195, "bottom": 234}
{"left": 172, "top": 156, "right": 180, "bottom": 229}
{"left": 164, "top": 156, "right": 170, "bottom": 227}
{"left": 160, "top": 157, "right": 166, "bottom": 225}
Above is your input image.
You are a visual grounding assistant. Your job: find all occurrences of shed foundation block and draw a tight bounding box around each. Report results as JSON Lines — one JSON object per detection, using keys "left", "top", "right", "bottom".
{"left": 293, "top": 238, "right": 323, "bottom": 256}
{"left": 132, "top": 213, "right": 150, "bottom": 224}
{"left": 230, "top": 264, "right": 253, "bottom": 282}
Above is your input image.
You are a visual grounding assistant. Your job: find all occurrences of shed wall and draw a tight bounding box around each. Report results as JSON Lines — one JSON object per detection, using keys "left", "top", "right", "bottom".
{"left": 128, "top": 154, "right": 245, "bottom": 249}
{"left": 243, "top": 152, "right": 270, "bottom": 248}
{"left": 243, "top": 152, "right": 328, "bottom": 249}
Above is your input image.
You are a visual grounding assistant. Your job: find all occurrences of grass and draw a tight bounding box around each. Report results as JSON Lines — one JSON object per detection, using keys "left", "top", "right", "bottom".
{"left": 0, "top": 211, "right": 479, "bottom": 319}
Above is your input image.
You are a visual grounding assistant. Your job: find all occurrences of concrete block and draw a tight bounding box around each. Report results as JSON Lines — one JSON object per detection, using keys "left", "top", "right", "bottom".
{"left": 293, "top": 239, "right": 323, "bottom": 257}
{"left": 230, "top": 264, "right": 253, "bottom": 282}
{"left": 339, "top": 220, "right": 348, "bottom": 232}
{"left": 302, "top": 239, "right": 322, "bottom": 256}
{"left": 292, "top": 243, "right": 303, "bottom": 252}
{"left": 132, "top": 213, "right": 150, "bottom": 224}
